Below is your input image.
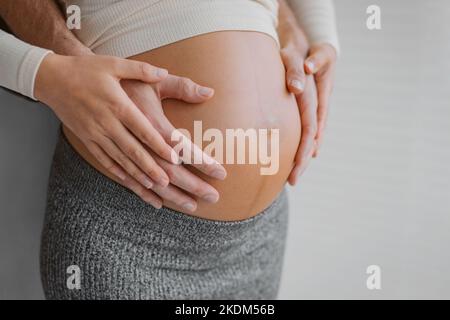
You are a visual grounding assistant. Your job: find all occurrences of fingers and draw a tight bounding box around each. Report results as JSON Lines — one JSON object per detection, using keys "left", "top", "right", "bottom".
{"left": 281, "top": 46, "right": 306, "bottom": 94}
{"left": 289, "top": 77, "right": 318, "bottom": 185}
{"left": 152, "top": 151, "right": 220, "bottom": 203}
{"left": 288, "top": 146, "right": 315, "bottom": 186}
{"left": 112, "top": 58, "right": 169, "bottom": 83}
{"left": 304, "top": 43, "right": 336, "bottom": 75}
{"left": 312, "top": 61, "right": 335, "bottom": 157}
{"left": 85, "top": 140, "right": 127, "bottom": 181}
{"left": 96, "top": 134, "right": 158, "bottom": 189}
{"left": 121, "top": 175, "right": 163, "bottom": 209}
{"left": 189, "top": 142, "right": 227, "bottom": 180}
{"left": 103, "top": 119, "right": 170, "bottom": 187}
{"left": 289, "top": 124, "right": 316, "bottom": 185}
{"left": 84, "top": 138, "right": 205, "bottom": 212}
{"left": 151, "top": 184, "right": 198, "bottom": 213}
{"left": 313, "top": 76, "right": 333, "bottom": 157}
{"left": 119, "top": 71, "right": 226, "bottom": 182}
{"left": 85, "top": 141, "right": 163, "bottom": 208}
{"left": 149, "top": 148, "right": 221, "bottom": 212}
{"left": 303, "top": 44, "right": 337, "bottom": 157}
{"left": 170, "top": 131, "right": 227, "bottom": 180}
{"left": 158, "top": 75, "right": 215, "bottom": 103}
{"left": 115, "top": 93, "right": 180, "bottom": 165}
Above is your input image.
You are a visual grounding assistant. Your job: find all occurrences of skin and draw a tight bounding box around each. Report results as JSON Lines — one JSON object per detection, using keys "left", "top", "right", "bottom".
{"left": 278, "top": 0, "right": 338, "bottom": 185}
{"left": 0, "top": 0, "right": 227, "bottom": 210}
{"left": 35, "top": 54, "right": 225, "bottom": 210}
{"left": 304, "top": 43, "right": 338, "bottom": 158}
{"left": 40, "top": 31, "right": 302, "bottom": 220}
{"left": 1, "top": 0, "right": 337, "bottom": 216}
{"left": 128, "top": 31, "right": 301, "bottom": 219}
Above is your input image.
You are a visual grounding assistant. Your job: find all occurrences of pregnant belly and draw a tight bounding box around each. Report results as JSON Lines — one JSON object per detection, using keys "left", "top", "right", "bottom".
{"left": 134, "top": 31, "right": 301, "bottom": 219}
{"left": 66, "top": 31, "right": 300, "bottom": 221}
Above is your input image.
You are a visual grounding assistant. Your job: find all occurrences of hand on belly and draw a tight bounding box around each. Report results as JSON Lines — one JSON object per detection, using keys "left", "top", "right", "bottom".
{"left": 132, "top": 31, "right": 301, "bottom": 220}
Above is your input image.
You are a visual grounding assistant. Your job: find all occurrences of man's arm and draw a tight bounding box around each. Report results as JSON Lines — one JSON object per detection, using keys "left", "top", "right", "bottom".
{"left": 0, "top": 0, "right": 226, "bottom": 211}
{"left": 278, "top": 0, "right": 309, "bottom": 57}
{"left": 285, "top": 0, "right": 340, "bottom": 55}
{"left": 0, "top": 0, "right": 92, "bottom": 56}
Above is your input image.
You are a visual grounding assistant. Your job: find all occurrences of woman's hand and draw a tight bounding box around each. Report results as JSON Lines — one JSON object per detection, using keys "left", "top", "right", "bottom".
{"left": 278, "top": 1, "right": 337, "bottom": 185}
{"left": 35, "top": 54, "right": 226, "bottom": 209}
{"left": 287, "top": 75, "right": 318, "bottom": 185}
{"left": 283, "top": 43, "right": 337, "bottom": 185}
{"left": 304, "top": 43, "right": 337, "bottom": 157}
{"left": 278, "top": 3, "right": 318, "bottom": 186}
{"left": 118, "top": 79, "right": 224, "bottom": 212}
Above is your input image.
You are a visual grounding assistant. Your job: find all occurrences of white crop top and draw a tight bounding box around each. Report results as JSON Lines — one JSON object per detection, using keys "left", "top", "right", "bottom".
{"left": 0, "top": 0, "right": 339, "bottom": 100}
{"left": 58, "top": 0, "right": 339, "bottom": 57}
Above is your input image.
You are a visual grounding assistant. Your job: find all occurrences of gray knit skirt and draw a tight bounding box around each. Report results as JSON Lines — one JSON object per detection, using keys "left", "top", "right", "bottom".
{"left": 40, "top": 132, "right": 289, "bottom": 300}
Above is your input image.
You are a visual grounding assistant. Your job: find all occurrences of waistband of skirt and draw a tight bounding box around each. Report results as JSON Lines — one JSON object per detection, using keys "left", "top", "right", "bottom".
{"left": 50, "top": 129, "right": 288, "bottom": 239}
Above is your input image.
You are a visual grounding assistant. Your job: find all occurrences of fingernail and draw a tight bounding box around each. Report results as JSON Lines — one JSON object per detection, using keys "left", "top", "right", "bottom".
{"left": 145, "top": 198, "right": 161, "bottom": 209}
{"left": 290, "top": 80, "right": 304, "bottom": 92}
{"left": 182, "top": 203, "right": 196, "bottom": 212}
{"left": 203, "top": 194, "right": 219, "bottom": 203}
{"left": 156, "top": 68, "right": 168, "bottom": 78}
{"left": 211, "top": 169, "right": 226, "bottom": 180}
{"left": 306, "top": 61, "right": 315, "bottom": 73}
{"left": 198, "top": 87, "right": 214, "bottom": 97}
{"left": 143, "top": 177, "right": 153, "bottom": 189}
{"left": 153, "top": 202, "right": 163, "bottom": 209}
{"left": 113, "top": 169, "right": 126, "bottom": 181}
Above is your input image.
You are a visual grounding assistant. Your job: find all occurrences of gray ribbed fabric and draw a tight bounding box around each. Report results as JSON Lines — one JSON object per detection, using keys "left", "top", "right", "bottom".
{"left": 40, "top": 132, "right": 289, "bottom": 300}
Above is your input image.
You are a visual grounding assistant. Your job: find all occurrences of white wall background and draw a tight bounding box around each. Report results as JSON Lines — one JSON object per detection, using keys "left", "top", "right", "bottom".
{"left": 279, "top": 0, "right": 450, "bottom": 299}
{"left": 0, "top": 0, "right": 449, "bottom": 299}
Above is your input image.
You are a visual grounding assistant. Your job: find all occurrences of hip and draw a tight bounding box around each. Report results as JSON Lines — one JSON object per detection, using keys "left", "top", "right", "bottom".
{"left": 41, "top": 134, "right": 290, "bottom": 299}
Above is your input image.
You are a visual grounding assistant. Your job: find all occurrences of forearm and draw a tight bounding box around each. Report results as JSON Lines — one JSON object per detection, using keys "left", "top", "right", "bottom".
{"left": 0, "top": 0, "right": 91, "bottom": 56}
{"left": 285, "top": 0, "right": 340, "bottom": 54}
{"left": 0, "top": 29, "right": 52, "bottom": 99}
{"left": 278, "top": 0, "right": 309, "bottom": 56}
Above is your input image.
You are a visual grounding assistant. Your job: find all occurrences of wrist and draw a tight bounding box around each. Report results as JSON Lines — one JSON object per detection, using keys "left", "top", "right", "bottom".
{"left": 279, "top": 23, "right": 309, "bottom": 58}
{"left": 310, "top": 43, "right": 338, "bottom": 62}
{"left": 281, "top": 30, "right": 309, "bottom": 58}
{"left": 68, "top": 44, "right": 95, "bottom": 57}
{"left": 50, "top": 31, "right": 95, "bottom": 57}
{"left": 34, "top": 53, "right": 66, "bottom": 105}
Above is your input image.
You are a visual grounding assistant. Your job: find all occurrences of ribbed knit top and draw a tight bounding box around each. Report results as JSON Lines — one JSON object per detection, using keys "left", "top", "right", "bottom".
{"left": 0, "top": 0, "right": 339, "bottom": 100}
{"left": 58, "top": 0, "right": 340, "bottom": 58}
{"left": 0, "top": 30, "right": 52, "bottom": 100}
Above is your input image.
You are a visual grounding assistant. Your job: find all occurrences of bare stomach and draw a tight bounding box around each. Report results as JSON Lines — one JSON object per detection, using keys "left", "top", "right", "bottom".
{"left": 64, "top": 31, "right": 301, "bottom": 221}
